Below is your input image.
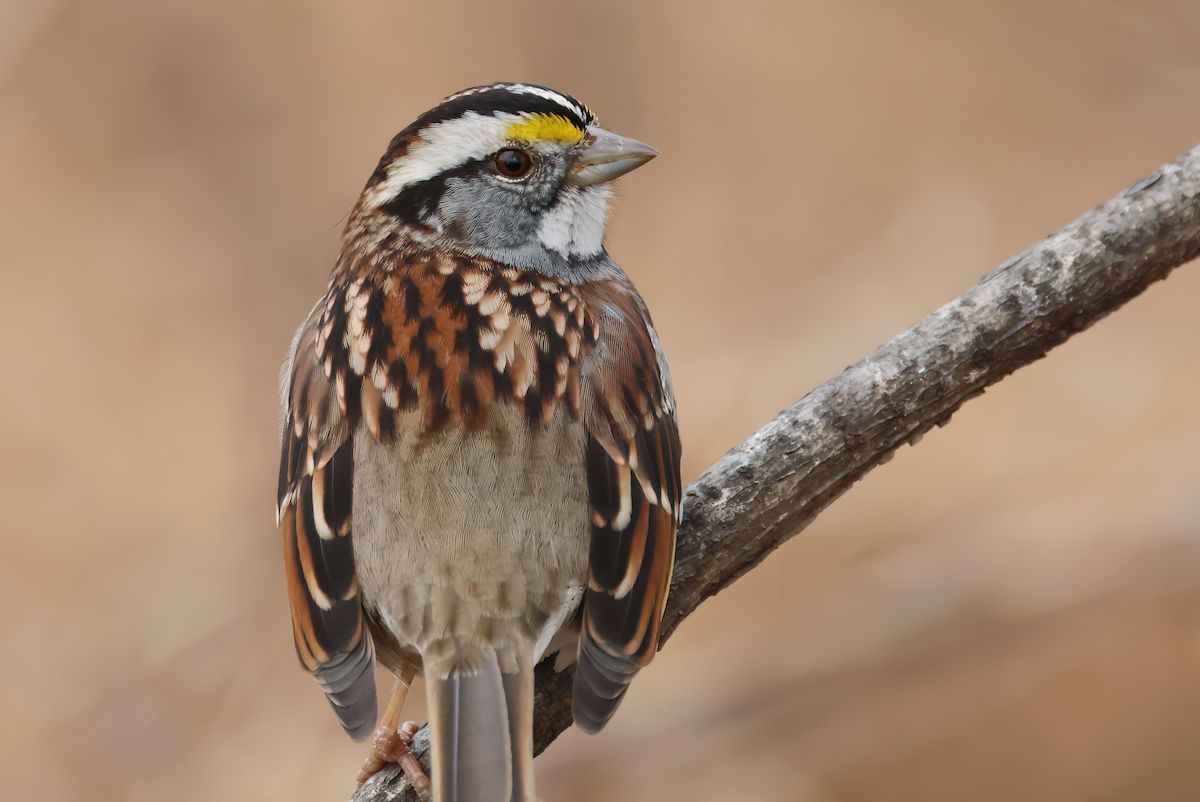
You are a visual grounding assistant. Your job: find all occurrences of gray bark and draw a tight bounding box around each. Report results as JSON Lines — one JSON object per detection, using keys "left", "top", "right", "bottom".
{"left": 353, "top": 144, "right": 1200, "bottom": 802}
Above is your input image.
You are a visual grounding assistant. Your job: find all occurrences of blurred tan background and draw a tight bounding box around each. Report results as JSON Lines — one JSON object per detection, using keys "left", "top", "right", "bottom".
{"left": 4, "top": 1, "right": 1200, "bottom": 800}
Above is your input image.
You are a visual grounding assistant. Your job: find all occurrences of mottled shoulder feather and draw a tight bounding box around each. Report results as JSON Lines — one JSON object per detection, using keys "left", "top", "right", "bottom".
{"left": 319, "top": 241, "right": 602, "bottom": 439}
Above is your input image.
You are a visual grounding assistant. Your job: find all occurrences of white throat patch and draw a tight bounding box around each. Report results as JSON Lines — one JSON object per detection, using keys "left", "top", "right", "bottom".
{"left": 536, "top": 184, "right": 611, "bottom": 257}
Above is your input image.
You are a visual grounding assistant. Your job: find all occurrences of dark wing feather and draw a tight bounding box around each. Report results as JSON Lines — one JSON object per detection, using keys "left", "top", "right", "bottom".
{"left": 278, "top": 305, "right": 377, "bottom": 741}
{"left": 573, "top": 280, "right": 681, "bottom": 733}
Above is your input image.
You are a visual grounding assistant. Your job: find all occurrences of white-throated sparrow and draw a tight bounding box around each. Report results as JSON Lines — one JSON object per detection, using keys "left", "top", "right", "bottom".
{"left": 277, "top": 83, "right": 680, "bottom": 802}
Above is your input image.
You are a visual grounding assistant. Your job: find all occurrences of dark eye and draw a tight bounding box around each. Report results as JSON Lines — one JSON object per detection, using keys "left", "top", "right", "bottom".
{"left": 494, "top": 148, "right": 532, "bottom": 178}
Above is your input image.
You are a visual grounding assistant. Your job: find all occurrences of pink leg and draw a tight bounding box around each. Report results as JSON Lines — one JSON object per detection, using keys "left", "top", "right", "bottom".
{"left": 356, "top": 666, "right": 430, "bottom": 800}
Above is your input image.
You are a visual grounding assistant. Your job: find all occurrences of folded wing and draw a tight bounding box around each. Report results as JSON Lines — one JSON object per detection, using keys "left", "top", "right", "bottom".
{"left": 573, "top": 280, "right": 681, "bottom": 733}
{"left": 278, "top": 302, "right": 377, "bottom": 741}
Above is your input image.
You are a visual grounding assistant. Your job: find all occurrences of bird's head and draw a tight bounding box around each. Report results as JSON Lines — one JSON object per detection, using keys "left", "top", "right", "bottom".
{"left": 355, "top": 82, "right": 657, "bottom": 275}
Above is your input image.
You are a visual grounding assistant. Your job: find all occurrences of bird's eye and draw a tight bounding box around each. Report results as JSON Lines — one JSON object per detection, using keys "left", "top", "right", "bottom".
{"left": 494, "top": 149, "right": 533, "bottom": 179}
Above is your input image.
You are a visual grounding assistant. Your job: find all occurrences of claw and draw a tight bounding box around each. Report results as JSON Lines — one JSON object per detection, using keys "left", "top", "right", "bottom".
{"left": 355, "top": 667, "right": 428, "bottom": 797}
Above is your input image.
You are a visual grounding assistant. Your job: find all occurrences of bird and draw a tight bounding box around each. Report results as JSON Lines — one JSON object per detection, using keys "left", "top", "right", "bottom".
{"left": 276, "top": 83, "right": 681, "bottom": 802}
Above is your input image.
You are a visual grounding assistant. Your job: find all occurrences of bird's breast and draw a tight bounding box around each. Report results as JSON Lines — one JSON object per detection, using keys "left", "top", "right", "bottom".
{"left": 352, "top": 401, "right": 590, "bottom": 678}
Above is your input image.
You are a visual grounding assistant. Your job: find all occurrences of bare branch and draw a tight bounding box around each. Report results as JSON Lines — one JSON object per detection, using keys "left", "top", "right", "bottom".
{"left": 354, "top": 144, "right": 1200, "bottom": 802}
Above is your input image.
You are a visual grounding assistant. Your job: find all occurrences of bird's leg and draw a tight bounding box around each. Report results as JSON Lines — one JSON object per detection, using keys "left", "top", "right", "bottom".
{"left": 356, "top": 664, "right": 429, "bottom": 799}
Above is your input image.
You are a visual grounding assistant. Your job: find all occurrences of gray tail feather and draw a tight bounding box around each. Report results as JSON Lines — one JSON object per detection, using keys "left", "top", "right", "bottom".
{"left": 316, "top": 638, "right": 378, "bottom": 742}
{"left": 428, "top": 650, "right": 535, "bottom": 802}
{"left": 572, "top": 635, "right": 637, "bottom": 734}
{"left": 502, "top": 670, "right": 534, "bottom": 801}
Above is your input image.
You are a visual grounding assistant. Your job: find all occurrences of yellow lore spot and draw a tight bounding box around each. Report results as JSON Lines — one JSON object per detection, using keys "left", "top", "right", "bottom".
{"left": 505, "top": 114, "right": 585, "bottom": 144}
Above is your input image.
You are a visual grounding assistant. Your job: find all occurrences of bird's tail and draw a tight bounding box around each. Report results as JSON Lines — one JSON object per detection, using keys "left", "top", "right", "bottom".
{"left": 427, "top": 649, "right": 534, "bottom": 802}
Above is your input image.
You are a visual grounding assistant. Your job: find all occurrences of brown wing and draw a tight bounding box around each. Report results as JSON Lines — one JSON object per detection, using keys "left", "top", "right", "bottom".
{"left": 277, "top": 303, "right": 377, "bottom": 741}
{"left": 572, "top": 279, "right": 681, "bottom": 733}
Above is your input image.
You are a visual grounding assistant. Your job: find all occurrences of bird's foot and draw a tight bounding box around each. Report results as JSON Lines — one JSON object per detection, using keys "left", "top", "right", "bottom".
{"left": 356, "top": 719, "right": 430, "bottom": 800}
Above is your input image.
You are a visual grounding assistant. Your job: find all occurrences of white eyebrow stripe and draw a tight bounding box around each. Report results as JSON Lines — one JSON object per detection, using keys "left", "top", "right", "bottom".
{"left": 363, "top": 112, "right": 511, "bottom": 208}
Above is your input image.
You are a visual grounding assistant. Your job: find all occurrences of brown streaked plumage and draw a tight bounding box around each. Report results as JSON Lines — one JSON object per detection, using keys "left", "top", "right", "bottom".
{"left": 277, "top": 82, "right": 678, "bottom": 802}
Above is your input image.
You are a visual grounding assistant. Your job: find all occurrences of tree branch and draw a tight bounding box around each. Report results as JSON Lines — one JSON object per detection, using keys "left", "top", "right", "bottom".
{"left": 354, "top": 144, "right": 1200, "bottom": 802}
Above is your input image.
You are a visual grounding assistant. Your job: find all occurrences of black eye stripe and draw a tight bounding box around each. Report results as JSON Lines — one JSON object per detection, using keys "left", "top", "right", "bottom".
{"left": 379, "top": 149, "right": 545, "bottom": 224}
{"left": 377, "top": 160, "right": 476, "bottom": 224}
